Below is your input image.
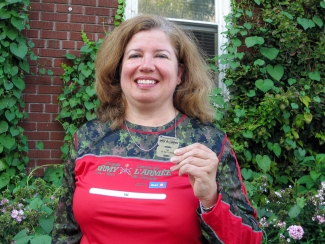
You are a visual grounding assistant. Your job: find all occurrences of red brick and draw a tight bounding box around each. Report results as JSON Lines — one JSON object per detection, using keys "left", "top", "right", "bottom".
{"left": 98, "top": 0, "right": 118, "bottom": 8}
{"left": 29, "top": 11, "right": 41, "bottom": 21}
{"left": 23, "top": 29, "right": 39, "bottom": 38}
{"left": 54, "top": 57, "right": 73, "bottom": 67}
{"left": 30, "top": 104, "right": 44, "bottom": 112}
{"left": 38, "top": 122, "right": 63, "bottom": 131}
{"left": 24, "top": 131, "right": 50, "bottom": 140}
{"left": 56, "top": 22, "right": 82, "bottom": 31}
{"left": 30, "top": 3, "right": 55, "bottom": 12}
{"left": 20, "top": 121, "right": 37, "bottom": 131}
{"left": 37, "top": 159, "right": 64, "bottom": 166}
{"left": 27, "top": 141, "right": 36, "bottom": 149}
{"left": 71, "top": 0, "right": 97, "bottom": 6}
{"left": 30, "top": 21, "right": 54, "bottom": 30}
{"left": 50, "top": 131, "right": 65, "bottom": 140}
{"left": 83, "top": 24, "right": 106, "bottom": 33}
{"left": 38, "top": 85, "right": 62, "bottom": 95}
{"left": 42, "top": 0, "right": 69, "bottom": 3}
{"left": 70, "top": 32, "right": 96, "bottom": 41}
{"left": 45, "top": 104, "right": 59, "bottom": 113}
{"left": 41, "top": 30, "right": 67, "bottom": 40}
{"left": 47, "top": 40, "right": 60, "bottom": 49}
{"left": 57, "top": 4, "right": 83, "bottom": 14}
{"left": 29, "top": 149, "right": 51, "bottom": 158}
{"left": 26, "top": 159, "right": 36, "bottom": 168}
{"left": 41, "top": 12, "right": 68, "bottom": 22}
{"left": 51, "top": 95, "right": 59, "bottom": 103}
{"left": 70, "top": 14, "right": 96, "bottom": 23}
{"left": 49, "top": 67, "right": 64, "bottom": 76}
{"left": 52, "top": 76, "right": 64, "bottom": 86}
{"left": 62, "top": 40, "right": 76, "bottom": 49}
{"left": 29, "top": 39, "right": 46, "bottom": 48}
{"left": 24, "top": 84, "right": 37, "bottom": 93}
{"left": 85, "top": 7, "right": 111, "bottom": 16}
{"left": 27, "top": 167, "right": 45, "bottom": 177}
{"left": 25, "top": 75, "right": 53, "bottom": 85}
{"left": 51, "top": 149, "right": 63, "bottom": 159}
{"left": 27, "top": 113, "right": 52, "bottom": 122}
{"left": 39, "top": 48, "right": 66, "bottom": 58}
{"left": 43, "top": 140, "right": 64, "bottom": 149}
{"left": 76, "top": 41, "right": 85, "bottom": 49}
{"left": 24, "top": 94, "right": 52, "bottom": 103}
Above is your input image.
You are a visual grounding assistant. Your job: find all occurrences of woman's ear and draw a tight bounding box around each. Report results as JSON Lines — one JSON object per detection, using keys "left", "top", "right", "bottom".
{"left": 177, "top": 63, "right": 184, "bottom": 85}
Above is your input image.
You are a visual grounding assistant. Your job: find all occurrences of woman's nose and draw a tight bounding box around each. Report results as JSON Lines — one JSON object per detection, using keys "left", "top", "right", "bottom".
{"left": 139, "top": 56, "right": 155, "bottom": 72}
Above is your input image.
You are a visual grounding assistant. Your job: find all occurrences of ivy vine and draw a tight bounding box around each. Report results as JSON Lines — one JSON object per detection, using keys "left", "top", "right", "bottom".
{"left": 0, "top": 0, "right": 32, "bottom": 190}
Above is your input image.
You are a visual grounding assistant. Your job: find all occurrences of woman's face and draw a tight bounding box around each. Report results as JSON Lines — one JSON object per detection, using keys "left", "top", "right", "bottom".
{"left": 120, "top": 29, "right": 183, "bottom": 110}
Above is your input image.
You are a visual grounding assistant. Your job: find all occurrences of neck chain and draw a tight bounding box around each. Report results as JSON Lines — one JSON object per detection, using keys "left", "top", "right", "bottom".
{"left": 124, "top": 113, "right": 177, "bottom": 152}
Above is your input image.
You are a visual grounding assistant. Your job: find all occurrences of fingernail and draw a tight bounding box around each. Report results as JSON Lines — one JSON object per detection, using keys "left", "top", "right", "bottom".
{"left": 174, "top": 148, "right": 182, "bottom": 155}
{"left": 170, "top": 166, "right": 176, "bottom": 171}
{"left": 170, "top": 157, "right": 177, "bottom": 163}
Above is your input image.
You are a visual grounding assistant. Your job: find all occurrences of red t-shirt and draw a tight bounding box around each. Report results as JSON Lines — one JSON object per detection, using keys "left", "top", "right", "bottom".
{"left": 73, "top": 154, "right": 202, "bottom": 244}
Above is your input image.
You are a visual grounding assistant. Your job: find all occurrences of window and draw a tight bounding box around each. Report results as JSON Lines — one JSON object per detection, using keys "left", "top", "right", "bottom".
{"left": 125, "top": 0, "right": 231, "bottom": 89}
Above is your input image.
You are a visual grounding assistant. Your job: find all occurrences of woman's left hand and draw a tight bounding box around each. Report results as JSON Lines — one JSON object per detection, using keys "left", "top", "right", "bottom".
{"left": 170, "top": 143, "right": 219, "bottom": 208}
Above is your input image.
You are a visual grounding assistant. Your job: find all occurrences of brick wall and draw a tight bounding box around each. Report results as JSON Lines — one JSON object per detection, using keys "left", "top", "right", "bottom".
{"left": 22, "top": 0, "right": 118, "bottom": 175}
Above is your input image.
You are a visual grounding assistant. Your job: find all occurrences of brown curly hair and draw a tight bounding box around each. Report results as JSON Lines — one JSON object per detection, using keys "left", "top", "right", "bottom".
{"left": 95, "top": 14, "right": 215, "bottom": 129}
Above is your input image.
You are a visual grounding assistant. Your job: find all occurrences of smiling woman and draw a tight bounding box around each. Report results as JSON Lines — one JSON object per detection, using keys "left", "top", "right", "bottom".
{"left": 52, "top": 15, "right": 262, "bottom": 244}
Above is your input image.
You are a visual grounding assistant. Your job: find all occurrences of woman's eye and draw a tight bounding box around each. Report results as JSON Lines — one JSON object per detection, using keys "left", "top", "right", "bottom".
{"left": 129, "top": 54, "right": 140, "bottom": 58}
{"left": 156, "top": 54, "right": 168, "bottom": 59}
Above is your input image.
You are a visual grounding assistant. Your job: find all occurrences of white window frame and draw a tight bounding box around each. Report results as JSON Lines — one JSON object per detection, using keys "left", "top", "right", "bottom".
{"left": 124, "top": 0, "right": 231, "bottom": 90}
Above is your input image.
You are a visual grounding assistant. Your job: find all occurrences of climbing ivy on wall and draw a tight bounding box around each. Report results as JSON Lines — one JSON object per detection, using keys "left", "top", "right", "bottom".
{"left": 0, "top": 0, "right": 31, "bottom": 190}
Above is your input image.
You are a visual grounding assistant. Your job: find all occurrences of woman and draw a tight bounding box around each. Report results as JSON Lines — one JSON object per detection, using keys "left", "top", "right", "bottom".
{"left": 52, "top": 15, "right": 262, "bottom": 243}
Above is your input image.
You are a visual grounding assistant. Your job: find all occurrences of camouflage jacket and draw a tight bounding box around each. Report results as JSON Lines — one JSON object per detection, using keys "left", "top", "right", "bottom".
{"left": 52, "top": 113, "right": 262, "bottom": 243}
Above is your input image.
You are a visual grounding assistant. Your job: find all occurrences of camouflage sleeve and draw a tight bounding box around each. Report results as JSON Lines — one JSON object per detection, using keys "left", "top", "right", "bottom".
{"left": 52, "top": 136, "right": 83, "bottom": 244}
{"left": 198, "top": 136, "right": 262, "bottom": 244}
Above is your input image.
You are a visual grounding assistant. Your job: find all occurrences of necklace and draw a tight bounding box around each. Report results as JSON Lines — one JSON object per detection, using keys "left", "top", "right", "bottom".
{"left": 124, "top": 113, "right": 177, "bottom": 152}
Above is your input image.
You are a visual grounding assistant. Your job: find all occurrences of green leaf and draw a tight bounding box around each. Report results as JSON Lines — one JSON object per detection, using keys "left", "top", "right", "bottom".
{"left": 12, "top": 76, "right": 26, "bottom": 91}
{"left": 30, "top": 235, "right": 52, "bottom": 244}
{"left": 255, "top": 79, "right": 274, "bottom": 92}
{"left": 310, "top": 170, "right": 321, "bottom": 181}
{"left": 254, "top": 59, "right": 265, "bottom": 66}
{"left": 3, "top": 26, "right": 18, "bottom": 40}
{"left": 232, "top": 38, "right": 241, "bottom": 47}
{"left": 297, "top": 17, "right": 315, "bottom": 30}
{"left": 245, "top": 36, "right": 264, "bottom": 47}
{"left": 13, "top": 228, "right": 29, "bottom": 240}
{"left": 256, "top": 154, "right": 271, "bottom": 172}
{"left": 241, "top": 168, "right": 253, "bottom": 180}
{"left": 0, "top": 97, "right": 17, "bottom": 109}
{"left": 0, "top": 121, "right": 9, "bottom": 133}
{"left": 296, "top": 197, "right": 306, "bottom": 209}
{"left": 266, "top": 64, "right": 284, "bottom": 81}
{"left": 313, "top": 16, "right": 323, "bottom": 27}
{"left": 290, "top": 103, "right": 299, "bottom": 109}
{"left": 36, "top": 141, "right": 44, "bottom": 150}
{"left": 260, "top": 47, "right": 279, "bottom": 60}
{"left": 288, "top": 204, "right": 301, "bottom": 218}
{"left": 5, "top": 110, "right": 15, "bottom": 121}
{"left": 86, "top": 86, "right": 96, "bottom": 97}
{"left": 246, "top": 90, "right": 256, "bottom": 97}
{"left": 273, "top": 143, "right": 281, "bottom": 157}
{"left": 308, "top": 71, "right": 321, "bottom": 81}
{"left": 39, "top": 214, "right": 54, "bottom": 234}
{"left": 11, "top": 16, "right": 25, "bottom": 31}
{"left": 313, "top": 96, "right": 321, "bottom": 103}
{"left": 242, "top": 130, "right": 253, "bottom": 138}
{"left": 19, "top": 60, "right": 30, "bottom": 73}
{"left": 64, "top": 53, "right": 76, "bottom": 60}
{"left": 321, "top": 1, "right": 325, "bottom": 8}
{"left": 0, "top": 134, "right": 15, "bottom": 149}
{"left": 254, "top": 0, "right": 260, "bottom": 4}
{"left": 10, "top": 42, "right": 28, "bottom": 59}
{"left": 298, "top": 175, "right": 314, "bottom": 189}
{"left": 0, "top": 172, "right": 10, "bottom": 189}
{"left": 288, "top": 78, "right": 297, "bottom": 85}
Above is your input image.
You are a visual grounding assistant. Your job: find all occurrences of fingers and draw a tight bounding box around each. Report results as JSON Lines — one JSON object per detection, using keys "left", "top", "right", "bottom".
{"left": 170, "top": 143, "right": 218, "bottom": 174}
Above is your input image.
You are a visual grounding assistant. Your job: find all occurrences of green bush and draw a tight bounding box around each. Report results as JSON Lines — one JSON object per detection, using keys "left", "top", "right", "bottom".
{"left": 210, "top": 0, "right": 325, "bottom": 242}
